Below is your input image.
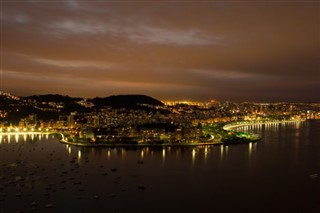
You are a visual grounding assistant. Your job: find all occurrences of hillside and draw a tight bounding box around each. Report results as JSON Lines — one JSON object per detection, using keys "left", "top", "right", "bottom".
{"left": 91, "top": 94, "right": 164, "bottom": 109}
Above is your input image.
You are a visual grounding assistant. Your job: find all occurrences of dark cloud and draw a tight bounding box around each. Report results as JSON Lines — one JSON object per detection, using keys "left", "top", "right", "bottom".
{"left": 1, "top": 1, "right": 319, "bottom": 102}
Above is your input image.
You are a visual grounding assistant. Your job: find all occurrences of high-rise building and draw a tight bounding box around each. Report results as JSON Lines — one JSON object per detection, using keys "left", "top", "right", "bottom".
{"left": 196, "top": 122, "right": 202, "bottom": 138}
{"left": 27, "top": 114, "right": 37, "bottom": 127}
{"left": 40, "top": 120, "right": 45, "bottom": 129}
{"left": 67, "top": 115, "right": 75, "bottom": 129}
{"left": 93, "top": 116, "right": 101, "bottom": 128}
{"left": 19, "top": 119, "right": 26, "bottom": 129}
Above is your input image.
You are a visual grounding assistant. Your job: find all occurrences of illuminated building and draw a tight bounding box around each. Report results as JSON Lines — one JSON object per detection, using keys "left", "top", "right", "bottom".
{"left": 19, "top": 119, "right": 26, "bottom": 129}
{"left": 67, "top": 114, "right": 75, "bottom": 129}
{"left": 93, "top": 116, "right": 101, "bottom": 128}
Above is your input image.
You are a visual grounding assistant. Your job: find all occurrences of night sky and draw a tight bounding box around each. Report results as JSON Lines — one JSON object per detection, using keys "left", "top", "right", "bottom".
{"left": 1, "top": 0, "right": 319, "bottom": 102}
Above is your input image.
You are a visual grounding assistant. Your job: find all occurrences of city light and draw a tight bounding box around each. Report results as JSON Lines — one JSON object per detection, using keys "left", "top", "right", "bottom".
{"left": 204, "top": 147, "right": 208, "bottom": 159}
{"left": 249, "top": 143, "right": 253, "bottom": 159}
{"left": 0, "top": 3, "right": 318, "bottom": 211}
{"left": 220, "top": 145, "right": 224, "bottom": 160}
{"left": 0, "top": 91, "right": 317, "bottom": 147}
{"left": 107, "top": 150, "right": 111, "bottom": 159}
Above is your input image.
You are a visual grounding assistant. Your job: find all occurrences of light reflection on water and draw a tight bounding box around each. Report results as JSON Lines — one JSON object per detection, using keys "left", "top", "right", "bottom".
{"left": 107, "top": 149, "right": 111, "bottom": 159}
{"left": 0, "top": 131, "right": 261, "bottom": 165}
{"left": 220, "top": 145, "right": 224, "bottom": 160}
{"left": 204, "top": 147, "right": 208, "bottom": 160}
{"left": 0, "top": 133, "right": 54, "bottom": 145}
{"left": 69, "top": 145, "right": 219, "bottom": 166}
{"left": 68, "top": 147, "right": 72, "bottom": 155}
{"left": 162, "top": 148, "right": 166, "bottom": 160}
{"left": 225, "top": 145, "right": 229, "bottom": 158}
{"left": 0, "top": 121, "right": 319, "bottom": 212}
{"left": 121, "top": 148, "right": 126, "bottom": 159}
{"left": 192, "top": 148, "right": 196, "bottom": 165}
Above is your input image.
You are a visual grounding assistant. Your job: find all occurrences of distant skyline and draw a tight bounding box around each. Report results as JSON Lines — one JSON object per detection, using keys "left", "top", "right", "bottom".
{"left": 1, "top": 1, "right": 319, "bottom": 102}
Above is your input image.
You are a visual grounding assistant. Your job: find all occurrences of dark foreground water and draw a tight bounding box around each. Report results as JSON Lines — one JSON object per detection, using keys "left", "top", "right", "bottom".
{"left": 0, "top": 120, "right": 319, "bottom": 213}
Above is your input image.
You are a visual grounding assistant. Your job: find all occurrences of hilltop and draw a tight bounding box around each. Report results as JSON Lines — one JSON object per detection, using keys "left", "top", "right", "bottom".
{"left": 0, "top": 93, "right": 164, "bottom": 123}
{"left": 91, "top": 94, "right": 164, "bottom": 109}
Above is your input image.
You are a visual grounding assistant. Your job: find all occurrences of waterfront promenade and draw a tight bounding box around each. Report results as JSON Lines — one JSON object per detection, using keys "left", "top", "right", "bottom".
{"left": 223, "top": 119, "right": 304, "bottom": 131}
{"left": 0, "top": 131, "right": 52, "bottom": 136}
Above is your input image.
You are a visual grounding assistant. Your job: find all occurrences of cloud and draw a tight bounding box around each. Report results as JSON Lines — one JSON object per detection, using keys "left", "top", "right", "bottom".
{"left": 2, "top": 11, "right": 31, "bottom": 24}
{"left": 3, "top": 68, "right": 199, "bottom": 99}
{"left": 66, "top": 0, "right": 78, "bottom": 9}
{"left": 2, "top": 1, "right": 319, "bottom": 102}
{"left": 48, "top": 19, "right": 219, "bottom": 46}
{"left": 50, "top": 21, "right": 107, "bottom": 35}
{"left": 33, "top": 57, "right": 113, "bottom": 69}
{"left": 189, "top": 69, "right": 262, "bottom": 80}
{"left": 127, "top": 26, "right": 219, "bottom": 46}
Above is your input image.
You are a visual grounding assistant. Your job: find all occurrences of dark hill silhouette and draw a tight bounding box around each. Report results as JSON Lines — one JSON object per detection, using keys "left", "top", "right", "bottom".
{"left": 26, "top": 94, "right": 81, "bottom": 103}
{"left": 0, "top": 96, "right": 19, "bottom": 106}
{"left": 91, "top": 95, "right": 163, "bottom": 109}
{"left": 1, "top": 93, "right": 165, "bottom": 124}
{"left": 26, "top": 95, "right": 90, "bottom": 113}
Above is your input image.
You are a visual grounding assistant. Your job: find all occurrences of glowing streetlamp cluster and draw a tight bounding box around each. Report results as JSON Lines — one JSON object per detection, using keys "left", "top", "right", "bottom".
{"left": 0, "top": 127, "right": 50, "bottom": 134}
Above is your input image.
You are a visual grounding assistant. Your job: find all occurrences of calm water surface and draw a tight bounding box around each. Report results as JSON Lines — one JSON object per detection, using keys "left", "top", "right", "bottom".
{"left": 0, "top": 121, "right": 319, "bottom": 212}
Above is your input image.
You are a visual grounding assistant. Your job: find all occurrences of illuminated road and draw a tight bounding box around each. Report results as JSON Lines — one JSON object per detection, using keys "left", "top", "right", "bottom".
{"left": 223, "top": 119, "right": 304, "bottom": 131}
{"left": 0, "top": 132, "right": 51, "bottom": 135}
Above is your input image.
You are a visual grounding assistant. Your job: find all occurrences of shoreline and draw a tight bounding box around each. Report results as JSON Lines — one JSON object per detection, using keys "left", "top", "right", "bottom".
{"left": 59, "top": 121, "right": 271, "bottom": 147}
{"left": 223, "top": 119, "right": 304, "bottom": 131}
{"left": 0, "top": 132, "right": 52, "bottom": 136}
{"left": 59, "top": 139, "right": 258, "bottom": 147}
